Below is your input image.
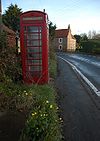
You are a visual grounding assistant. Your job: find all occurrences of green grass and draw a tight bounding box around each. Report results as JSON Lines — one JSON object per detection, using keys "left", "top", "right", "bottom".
{"left": 49, "top": 58, "right": 57, "bottom": 78}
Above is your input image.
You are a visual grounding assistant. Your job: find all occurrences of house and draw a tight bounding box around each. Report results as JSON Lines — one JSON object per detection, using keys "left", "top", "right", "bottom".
{"left": 0, "top": 0, "right": 16, "bottom": 48}
{"left": 2, "top": 24, "right": 16, "bottom": 48}
{"left": 55, "top": 25, "right": 76, "bottom": 52}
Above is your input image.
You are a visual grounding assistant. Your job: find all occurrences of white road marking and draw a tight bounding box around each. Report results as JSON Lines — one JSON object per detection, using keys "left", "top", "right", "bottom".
{"left": 58, "top": 56, "right": 100, "bottom": 96}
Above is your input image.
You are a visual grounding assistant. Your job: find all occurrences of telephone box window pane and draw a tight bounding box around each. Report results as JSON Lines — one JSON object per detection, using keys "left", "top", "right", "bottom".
{"left": 27, "top": 40, "right": 41, "bottom": 46}
{"left": 28, "top": 53, "right": 42, "bottom": 59}
{"left": 27, "top": 27, "right": 39, "bottom": 32}
{"left": 24, "top": 26, "right": 27, "bottom": 32}
{"left": 27, "top": 48, "right": 42, "bottom": 53}
{"left": 28, "top": 60, "right": 42, "bottom": 65}
{"left": 28, "top": 66, "right": 42, "bottom": 71}
{"left": 29, "top": 72, "right": 42, "bottom": 77}
{"left": 27, "top": 34, "right": 39, "bottom": 39}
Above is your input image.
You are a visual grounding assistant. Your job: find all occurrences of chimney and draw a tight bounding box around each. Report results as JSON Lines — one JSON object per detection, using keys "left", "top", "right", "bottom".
{"left": 0, "top": 0, "right": 2, "bottom": 33}
{"left": 68, "top": 24, "right": 70, "bottom": 30}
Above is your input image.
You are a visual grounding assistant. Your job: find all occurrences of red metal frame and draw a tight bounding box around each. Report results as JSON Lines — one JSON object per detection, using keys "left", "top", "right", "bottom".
{"left": 20, "top": 11, "right": 49, "bottom": 84}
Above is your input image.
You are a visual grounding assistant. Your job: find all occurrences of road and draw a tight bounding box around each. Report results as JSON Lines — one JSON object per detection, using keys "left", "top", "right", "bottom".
{"left": 57, "top": 52, "right": 100, "bottom": 95}
{"left": 56, "top": 53, "right": 100, "bottom": 141}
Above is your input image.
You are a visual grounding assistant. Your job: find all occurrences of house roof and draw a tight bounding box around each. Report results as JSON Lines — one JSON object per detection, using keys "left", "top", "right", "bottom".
{"left": 55, "top": 29, "right": 69, "bottom": 38}
{"left": 2, "top": 24, "right": 15, "bottom": 35}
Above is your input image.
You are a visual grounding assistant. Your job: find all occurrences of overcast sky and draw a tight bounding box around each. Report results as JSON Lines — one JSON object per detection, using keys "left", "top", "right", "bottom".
{"left": 2, "top": 0, "right": 100, "bottom": 35}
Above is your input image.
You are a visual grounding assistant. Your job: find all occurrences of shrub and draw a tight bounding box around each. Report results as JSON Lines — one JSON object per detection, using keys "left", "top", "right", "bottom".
{"left": 92, "top": 47, "right": 100, "bottom": 54}
{"left": 0, "top": 31, "right": 22, "bottom": 83}
{"left": 0, "top": 31, "right": 8, "bottom": 51}
{"left": 80, "top": 40, "right": 100, "bottom": 54}
{"left": 0, "top": 83, "right": 34, "bottom": 113}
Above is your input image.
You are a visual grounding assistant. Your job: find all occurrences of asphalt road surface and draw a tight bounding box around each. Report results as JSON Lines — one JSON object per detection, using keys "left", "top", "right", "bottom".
{"left": 57, "top": 52, "right": 100, "bottom": 95}
{"left": 56, "top": 53, "right": 100, "bottom": 141}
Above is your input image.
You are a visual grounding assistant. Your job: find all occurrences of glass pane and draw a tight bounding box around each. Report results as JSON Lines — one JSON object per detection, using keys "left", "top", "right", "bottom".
{"left": 28, "top": 60, "right": 42, "bottom": 65}
{"left": 27, "top": 47, "right": 42, "bottom": 53}
{"left": 27, "top": 26, "right": 38, "bottom": 32}
{"left": 28, "top": 66, "right": 42, "bottom": 71}
{"left": 27, "top": 40, "right": 41, "bottom": 46}
{"left": 27, "top": 34, "right": 39, "bottom": 39}
{"left": 29, "top": 71, "right": 42, "bottom": 77}
{"left": 28, "top": 53, "right": 42, "bottom": 59}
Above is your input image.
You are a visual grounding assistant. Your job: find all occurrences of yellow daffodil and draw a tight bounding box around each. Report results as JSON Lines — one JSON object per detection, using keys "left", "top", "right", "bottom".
{"left": 25, "top": 93, "right": 28, "bottom": 96}
{"left": 46, "top": 100, "right": 49, "bottom": 104}
{"left": 50, "top": 105, "right": 53, "bottom": 108}
{"left": 32, "top": 113, "right": 35, "bottom": 116}
{"left": 32, "top": 112, "right": 37, "bottom": 116}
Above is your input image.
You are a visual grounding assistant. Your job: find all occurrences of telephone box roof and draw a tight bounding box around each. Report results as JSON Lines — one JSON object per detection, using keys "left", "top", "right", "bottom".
{"left": 20, "top": 10, "right": 48, "bottom": 16}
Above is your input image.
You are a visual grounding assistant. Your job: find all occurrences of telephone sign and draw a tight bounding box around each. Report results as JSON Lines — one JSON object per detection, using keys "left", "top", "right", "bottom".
{"left": 20, "top": 11, "right": 49, "bottom": 84}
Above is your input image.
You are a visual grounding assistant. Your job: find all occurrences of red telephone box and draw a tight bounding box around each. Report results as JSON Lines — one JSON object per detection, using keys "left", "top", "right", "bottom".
{"left": 20, "top": 11, "right": 49, "bottom": 84}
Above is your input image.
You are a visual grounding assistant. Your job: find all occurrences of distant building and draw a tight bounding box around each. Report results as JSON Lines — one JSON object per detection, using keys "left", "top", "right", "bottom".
{"left": 55, "top": 25, "right": 76, "bottom": 52}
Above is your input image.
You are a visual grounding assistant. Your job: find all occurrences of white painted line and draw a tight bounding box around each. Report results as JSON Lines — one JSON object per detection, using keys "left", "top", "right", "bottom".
{"left": 58, "top": 56, "right": 100, "bottom": 96}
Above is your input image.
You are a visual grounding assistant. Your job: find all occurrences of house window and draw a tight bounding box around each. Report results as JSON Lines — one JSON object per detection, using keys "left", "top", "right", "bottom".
{"left": 59, "top": 38, "right": 63, "bottom": 43}
{"left": 59, "top": 45, "right": 62, "bottom": 50}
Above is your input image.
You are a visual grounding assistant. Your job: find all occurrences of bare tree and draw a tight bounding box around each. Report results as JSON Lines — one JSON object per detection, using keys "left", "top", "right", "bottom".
{"left": 88, "top": 30, "right": 92, "bottom": 39}
{"left": 92, "top": 30, "right": 96, "bottom": 39}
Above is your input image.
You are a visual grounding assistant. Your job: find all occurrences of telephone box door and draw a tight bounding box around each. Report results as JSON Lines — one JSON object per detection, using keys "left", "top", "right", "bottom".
{"left": 23, "top": 25, "right": 43, "bottom": 83}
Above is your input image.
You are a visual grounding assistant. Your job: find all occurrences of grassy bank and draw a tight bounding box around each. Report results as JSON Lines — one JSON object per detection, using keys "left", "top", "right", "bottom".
{"left": 20, "top": 85, "right": 62, "bottom": 141}
{"left": 0, "top": 54, "right": 62, "bottom": 141}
